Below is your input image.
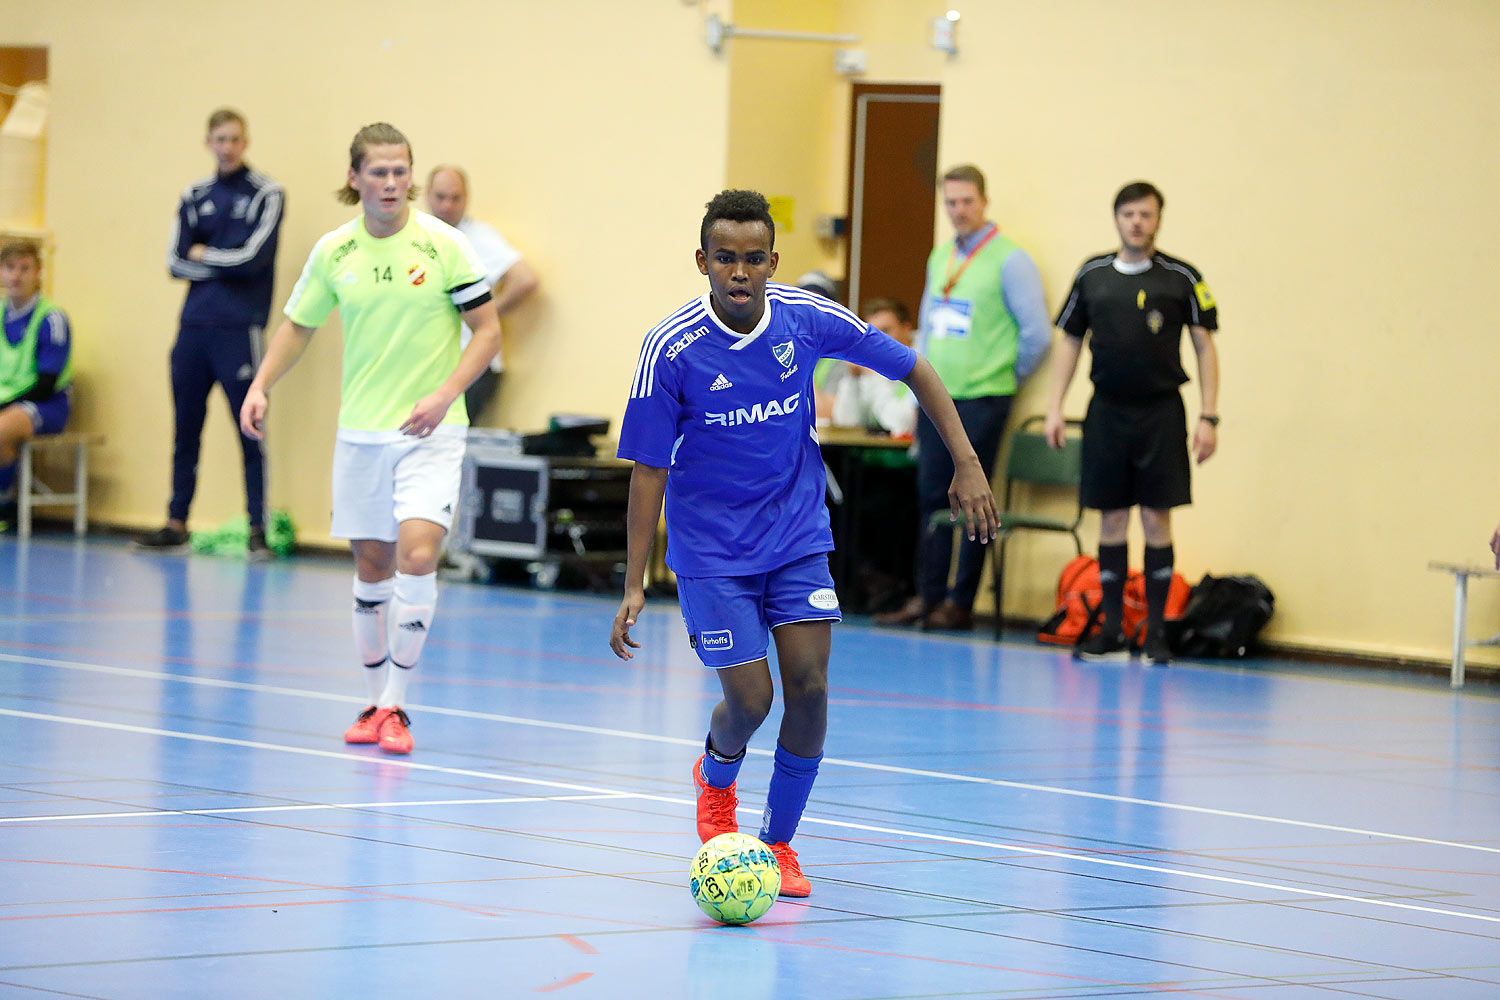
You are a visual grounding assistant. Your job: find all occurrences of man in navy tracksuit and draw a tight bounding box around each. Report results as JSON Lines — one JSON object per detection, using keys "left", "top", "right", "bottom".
{"left": 137, "top": 108, "right": 283, "bottom": 558}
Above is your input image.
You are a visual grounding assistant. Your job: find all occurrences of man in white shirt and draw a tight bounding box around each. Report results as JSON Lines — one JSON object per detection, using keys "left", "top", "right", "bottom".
{"left": 826, "top": 298, "right": 918, "bottom": 435}
{"left": 426, "top": 165, "right": 539, "bottom": 422}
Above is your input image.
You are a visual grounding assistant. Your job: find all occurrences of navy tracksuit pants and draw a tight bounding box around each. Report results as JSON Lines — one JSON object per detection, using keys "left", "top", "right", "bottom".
{"left": 913, "top": 394, "right": 1012, "bottom": 611}
{"left": 168, "top": 322, "right": 265, "bottom": 527}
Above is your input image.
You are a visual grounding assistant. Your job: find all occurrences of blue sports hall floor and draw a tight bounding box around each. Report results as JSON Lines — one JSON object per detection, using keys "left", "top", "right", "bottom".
{"left": 1, "top": 533, "right": 1497, "bottom": 999}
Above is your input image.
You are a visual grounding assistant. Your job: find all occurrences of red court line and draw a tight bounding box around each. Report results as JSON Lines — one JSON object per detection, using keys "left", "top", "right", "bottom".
{"left": 558, "top": 934, "right": 598, "bottom": 955}
{"left": 535, "top": 972, "right": 593, "bottom": 992}
{"left": 754, "top": 925, "right": 1248, "bottom": 1000}
{"left": 0, "top": 856, "right": 715, "bottom": 935}
{"left": 0, "top": 898, "right": 350, "bottom": 922}
{"left": 0, "top": 856, "right": 513, "bottom": 921}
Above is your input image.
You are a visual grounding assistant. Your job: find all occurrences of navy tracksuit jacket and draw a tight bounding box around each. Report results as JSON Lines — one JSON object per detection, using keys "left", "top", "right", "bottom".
{"left": 165, "top": 165, "right": 283, "bottom": 526}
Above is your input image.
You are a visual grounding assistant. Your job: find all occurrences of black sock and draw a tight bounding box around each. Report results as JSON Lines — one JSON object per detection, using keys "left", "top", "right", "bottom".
{"left": 1098, "top": 543, "right": 1128, "bottom": 634}
{"left": 1144, "top": 544, "right": 1174, "bottom": 639}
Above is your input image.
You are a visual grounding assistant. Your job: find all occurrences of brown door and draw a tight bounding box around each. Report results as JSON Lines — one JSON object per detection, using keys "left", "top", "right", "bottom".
{"left": 844, "top": 83, "right": 940, "bottom": 321}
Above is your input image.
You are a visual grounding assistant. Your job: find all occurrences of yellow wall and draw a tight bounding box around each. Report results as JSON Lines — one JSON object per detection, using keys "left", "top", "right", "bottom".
{"left": 3, "top": 0, "right": 728, "bottom": 545}
{"left": 939, "top": 0, "right": 1500, "bottom": 663}
{"left": 729, "top": 0, "right": 1500, "bottom": 664}
{"left": 725, "top": 1, "right": 847, "bottom": 279}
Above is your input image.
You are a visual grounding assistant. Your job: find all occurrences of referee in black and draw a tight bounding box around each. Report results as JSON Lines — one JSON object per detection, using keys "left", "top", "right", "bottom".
{"left": 1044, "top": 181, "right": 1219, "bottom": 665}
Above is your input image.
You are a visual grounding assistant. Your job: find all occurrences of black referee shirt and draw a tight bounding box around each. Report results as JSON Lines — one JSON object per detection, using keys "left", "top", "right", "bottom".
{"left": 1055, "top": 251, "right": 1217, "bottom": 401}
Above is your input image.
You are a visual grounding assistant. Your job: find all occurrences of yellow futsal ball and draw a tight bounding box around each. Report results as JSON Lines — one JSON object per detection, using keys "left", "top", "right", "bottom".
{"left": 689, "top": 832, "right": 781, "bottom": 925}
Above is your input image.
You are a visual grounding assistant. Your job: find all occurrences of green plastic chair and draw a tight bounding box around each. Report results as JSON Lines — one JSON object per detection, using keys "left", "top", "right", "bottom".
{"left": 931, "top": 415, "right": 1084, "bottom": 639}
{"left": 992, "top": 415, "right": 1083, "bottom": 639}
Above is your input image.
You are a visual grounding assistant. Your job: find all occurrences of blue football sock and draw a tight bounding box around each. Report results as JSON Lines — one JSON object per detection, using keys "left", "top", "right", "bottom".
{"left": 700, "top": 735, "right": 745, "bottom": 789}
{"left": 759, "top": 742, "right": 822, "bottom": 844}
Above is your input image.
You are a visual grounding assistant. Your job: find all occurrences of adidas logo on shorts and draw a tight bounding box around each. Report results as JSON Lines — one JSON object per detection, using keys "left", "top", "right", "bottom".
{"left": 399, "top": 620, "right": 427, "bottom": 633}
{"left": 709, "top": 373, "right": 733, "bottom": 391}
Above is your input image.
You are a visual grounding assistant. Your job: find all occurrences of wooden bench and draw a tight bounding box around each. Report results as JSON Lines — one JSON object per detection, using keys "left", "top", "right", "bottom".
{"left": 17, "top": 431, "right": 104, "bottom": 540}
{"left": 1427, "top": 561, "right": 1500, "bottom": 688}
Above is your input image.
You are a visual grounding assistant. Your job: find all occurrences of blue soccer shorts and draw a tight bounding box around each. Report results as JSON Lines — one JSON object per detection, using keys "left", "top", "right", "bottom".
{"left": 676, "top": 551, "right": 842, "bottom": 669}
{"left": 17, "top": 390, "right": 70, "bottom": 435}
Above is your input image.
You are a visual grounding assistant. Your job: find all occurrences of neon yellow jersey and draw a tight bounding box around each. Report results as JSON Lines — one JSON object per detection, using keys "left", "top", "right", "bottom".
{"left": 284, "top": 210, "right": 490, "bottom": 439}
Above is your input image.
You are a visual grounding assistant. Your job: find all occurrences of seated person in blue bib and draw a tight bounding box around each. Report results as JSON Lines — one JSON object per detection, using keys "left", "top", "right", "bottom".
{"left": 608, "top": 190, "right": 996, "bottom": 897}
{"left": 0, "top": 240, "right": 72, "bottom": 528}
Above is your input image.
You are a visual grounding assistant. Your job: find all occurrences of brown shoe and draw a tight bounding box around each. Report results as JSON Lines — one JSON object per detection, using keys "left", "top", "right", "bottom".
{"left": 873, "top": 595, "right": 928, "bottom": 626}
{"left": 922, "top": 600, "right": 974, "bottom": 631}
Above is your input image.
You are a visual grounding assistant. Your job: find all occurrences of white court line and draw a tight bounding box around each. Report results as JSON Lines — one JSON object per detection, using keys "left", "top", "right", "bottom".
{"left": 0, "top": 793, "right": 629, "bottom": 825}
{"left": 1, "top": 650, "right": 1497, "bottom": 856}
{"left": 2, "top": 706, "right": 1499, "bottom": 929}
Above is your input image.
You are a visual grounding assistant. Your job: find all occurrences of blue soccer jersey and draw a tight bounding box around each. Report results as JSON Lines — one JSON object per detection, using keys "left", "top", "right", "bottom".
{"left": 619, "top": 283, "right": 918, "bottom": 577}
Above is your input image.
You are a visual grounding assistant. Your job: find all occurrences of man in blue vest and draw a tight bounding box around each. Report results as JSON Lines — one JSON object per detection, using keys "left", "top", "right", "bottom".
{"left": 875, "top": 164, "right": 1051, "bottom": 631}
{"left": 0, "top": 240, "right": 72, "bottom": 532}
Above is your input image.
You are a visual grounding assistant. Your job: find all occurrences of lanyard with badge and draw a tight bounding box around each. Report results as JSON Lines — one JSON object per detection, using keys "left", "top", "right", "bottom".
{"left": 931, "top": 228, "right": 998, "bottom": 341}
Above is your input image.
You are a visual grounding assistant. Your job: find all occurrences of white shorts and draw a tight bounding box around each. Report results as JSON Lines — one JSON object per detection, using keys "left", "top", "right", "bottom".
{"left": 330, "top": 433, "right": 465, "bottom": 542}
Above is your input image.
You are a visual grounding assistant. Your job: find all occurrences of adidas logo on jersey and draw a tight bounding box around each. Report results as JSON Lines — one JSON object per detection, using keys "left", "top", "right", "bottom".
{"left": 709, "top": 374, "right": 733, "bottom": 391}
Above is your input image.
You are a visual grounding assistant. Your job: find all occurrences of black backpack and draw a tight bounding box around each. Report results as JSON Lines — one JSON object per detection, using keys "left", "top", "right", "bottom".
{"left": 1168, "top": 574, "right": 1274, "bottom": 658}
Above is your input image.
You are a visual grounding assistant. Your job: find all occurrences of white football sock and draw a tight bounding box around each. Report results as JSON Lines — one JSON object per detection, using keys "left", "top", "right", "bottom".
{"left": 381, "top": 571, "right": 436, "bottom": 708}
{"left": 352, "top": 575, "right": 395, "bottom": 704}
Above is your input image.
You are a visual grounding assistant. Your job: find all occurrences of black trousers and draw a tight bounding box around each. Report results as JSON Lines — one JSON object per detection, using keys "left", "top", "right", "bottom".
{"left": 464, "top": 369, "right": 504, "bottom": 425}
{"left": 168, "top": 322, "right": 264, "bottom": 527}
{"left": 913, "top": 394, "right": 1011, "bottom": 609}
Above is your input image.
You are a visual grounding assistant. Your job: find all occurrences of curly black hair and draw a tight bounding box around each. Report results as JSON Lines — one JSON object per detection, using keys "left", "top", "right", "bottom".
{"left": 700, "top": 189, "right": 775, "bottom": 250}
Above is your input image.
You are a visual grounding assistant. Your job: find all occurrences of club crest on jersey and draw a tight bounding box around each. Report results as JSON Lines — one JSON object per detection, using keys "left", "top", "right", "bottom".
{"left": 407, "top": 265, "right": 426, "bottom": 286}
{"left": 772, "top": 340, "right": 795, "bottom": 369}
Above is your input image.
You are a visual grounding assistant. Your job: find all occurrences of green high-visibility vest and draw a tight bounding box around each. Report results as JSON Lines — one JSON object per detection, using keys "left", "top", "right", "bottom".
{"left": 922, "top": 231, "right": 1022, "bottom": 398}
{"left": 0, "top": 295, "right": 71, "bottom": 400}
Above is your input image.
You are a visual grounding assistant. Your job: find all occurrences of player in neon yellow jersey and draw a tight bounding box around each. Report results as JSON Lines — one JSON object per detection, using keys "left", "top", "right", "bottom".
{"left": 241, "top": 123, "right": 500, "bottom": 755}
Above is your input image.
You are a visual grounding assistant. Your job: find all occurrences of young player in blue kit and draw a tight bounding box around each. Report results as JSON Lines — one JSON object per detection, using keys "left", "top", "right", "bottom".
{"left": 609, "top": 191, "right": 996, "bottom": 896}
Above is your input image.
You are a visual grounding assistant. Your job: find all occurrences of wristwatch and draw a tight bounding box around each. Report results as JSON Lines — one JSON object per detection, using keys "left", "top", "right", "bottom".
{"left": 1200, "top": 414, "right": 1220, "bottom": 427}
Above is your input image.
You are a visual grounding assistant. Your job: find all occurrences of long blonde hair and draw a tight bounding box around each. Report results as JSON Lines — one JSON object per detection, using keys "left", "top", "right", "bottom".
{"left": 335, "top": 122, "right": 419, "bottom": 205}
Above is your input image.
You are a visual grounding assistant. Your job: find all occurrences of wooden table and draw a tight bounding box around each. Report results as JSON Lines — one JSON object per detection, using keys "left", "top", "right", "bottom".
{"left": 817, "top": 427, "right": 916, "bottom": 605}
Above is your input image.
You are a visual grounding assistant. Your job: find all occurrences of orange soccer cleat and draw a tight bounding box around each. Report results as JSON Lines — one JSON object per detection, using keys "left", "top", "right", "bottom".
{"left": 343, "top": 706, "right": 391, "bottom": 744}
{"left": 377, "top": 707, "right": 414, "bottom": 755}
{"left": 767, "top": 841, "right": 810, "bottom": 897}
{"left": 693, "top": 754, "right": 739, "bottom": 843}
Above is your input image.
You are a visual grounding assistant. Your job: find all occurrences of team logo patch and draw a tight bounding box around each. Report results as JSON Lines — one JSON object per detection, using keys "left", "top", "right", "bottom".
{"left": 699, "top": 629, "right": 734, "bottom": 651}
{"left": 808, "top": 588, "right": 839, "bottom": 611}
{"left": 1147, "top": 309, "right": 1164, "bottom": 334}
{"left": 408, "top": 265, "right": 427, "bottom": 286}
{"left": 772, "top": 340, "right": 795, "bottom": 369}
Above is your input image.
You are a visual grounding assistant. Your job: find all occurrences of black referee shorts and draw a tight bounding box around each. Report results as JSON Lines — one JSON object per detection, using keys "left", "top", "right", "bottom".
{"left": 1080, "top": 392, "right": 1192, "bottom": 511}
